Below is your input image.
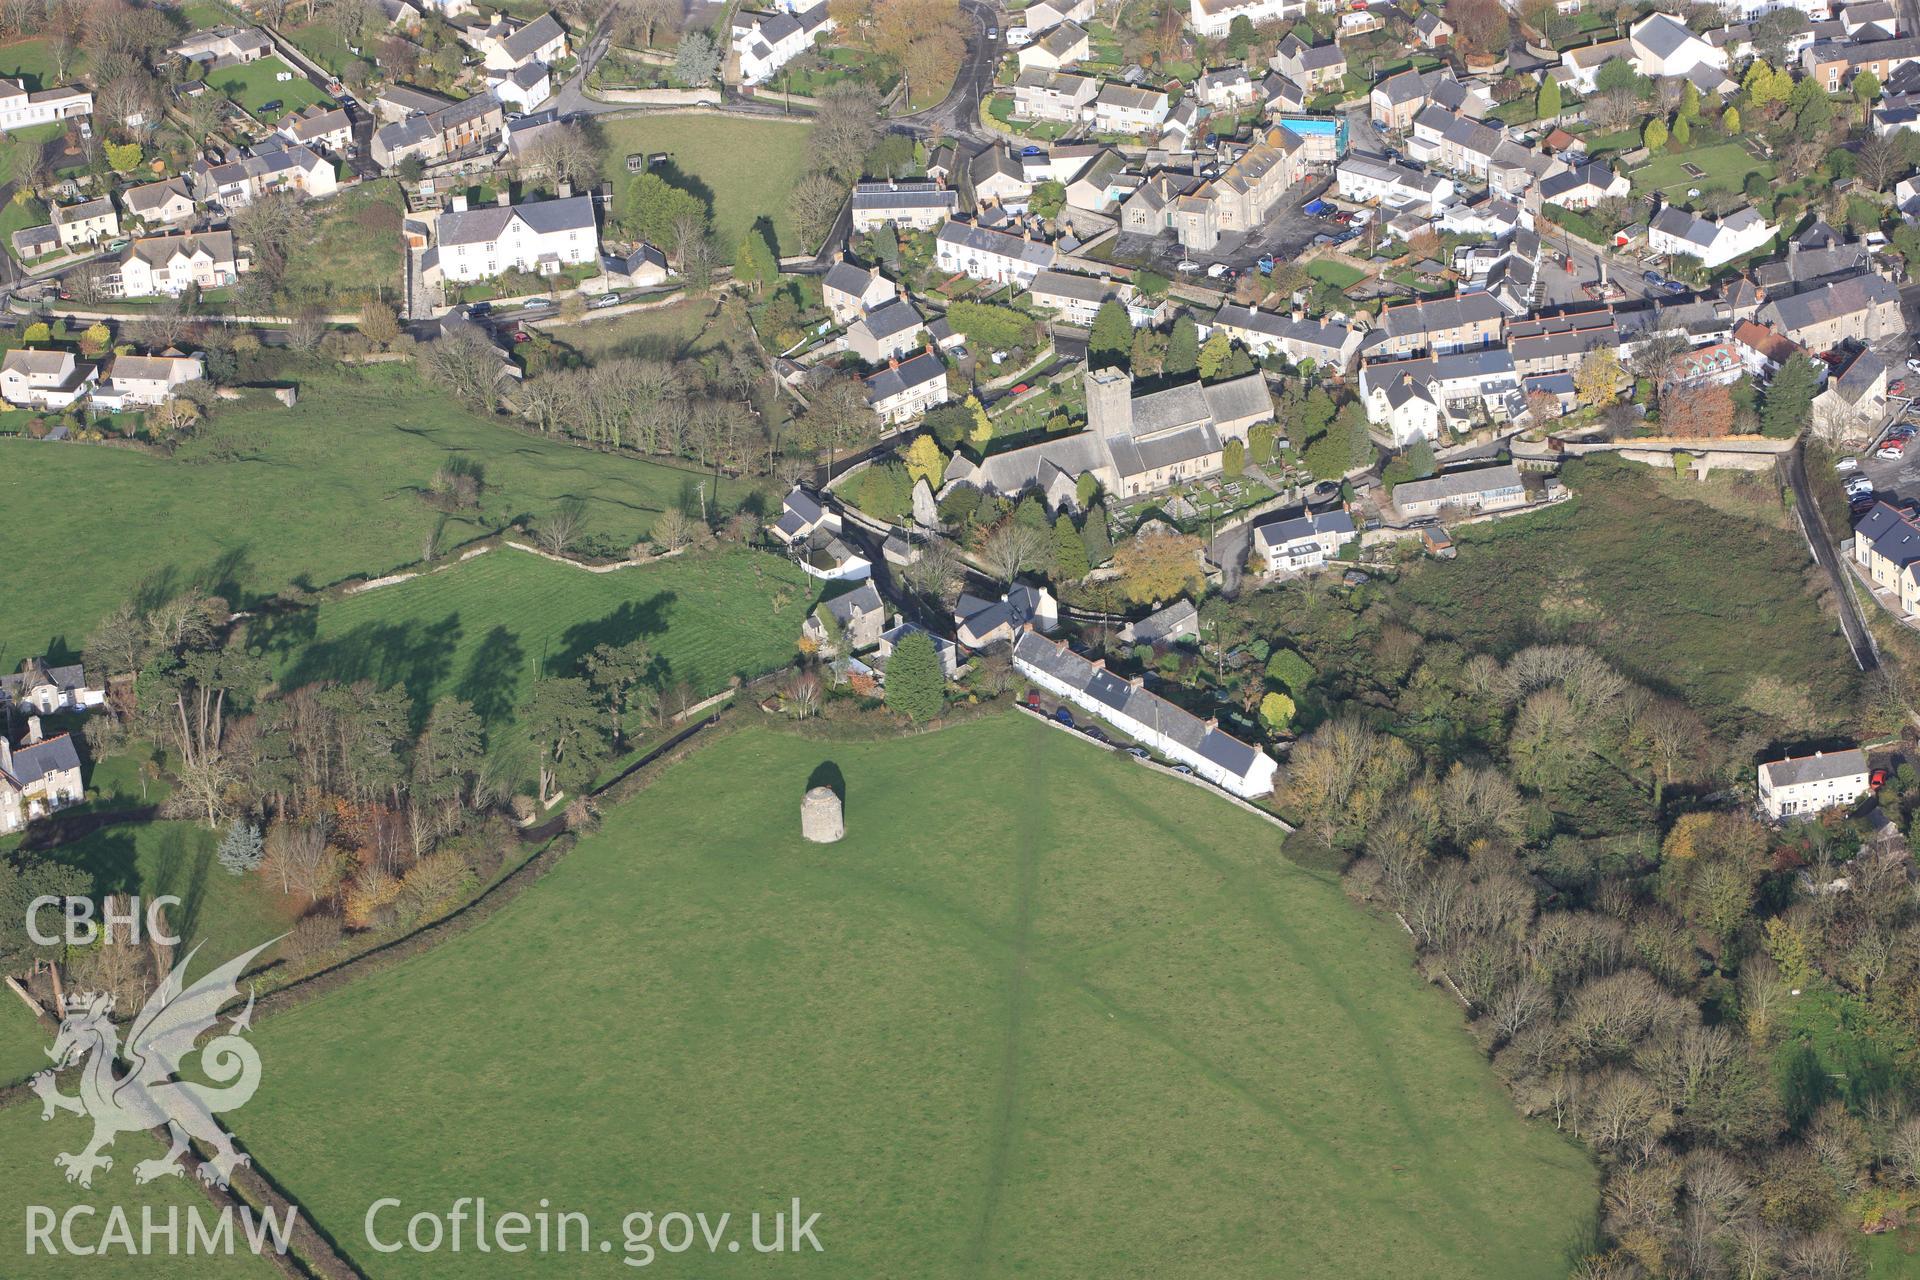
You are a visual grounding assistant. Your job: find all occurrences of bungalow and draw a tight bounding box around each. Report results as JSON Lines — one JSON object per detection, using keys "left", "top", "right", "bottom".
{"left": 850, "top": 180, "right": 959, "bottom": 232}
{"left": 118, "top": 230, "right": 249, "bottom": 297}
{"left": 865, "top": 350, "right": 950, "bottom": 424}
{"left": 1, "top": 659, "right": 105, "bottom": 714}
{"left": 92, "top": 352, "right": 205, "bottom": 411}
{"left": 935, "top": 219, "right": 1056, "bottom": 285}
{"left": 1539, "top": 161, "right": 1629, "bottom": 209}
{"left": 1392, "top": 463, "right": 1527, "bottom": 519}
{"left": 10, "top": 223, "right": 55, "bottom": 260}
{"left": 426, "top": 191, "right": 598, "bottom": 284}
{"left": 1252, "top": 507, "right": 1355, "bottom": 572}
{"left": 168, "top": 25, "right": 270, "bottom": 67}
{"left": 50, "top": 197, "right": 117, "bottom": 249}
{"left": 1092, "top": 82, "right": 1170, "bottom": 134}
{"left": 1757, "top": 747, "right": 1869, "bottom": 819}
{"left": 955, "top": 584, "right": 1058, "bottom": 648}
{"left": 1648, "top": 204, "right": 1776, "bottom": 268}
{"left": 1013, "top": 631, "right": 1278, "bottom": 798}
{"left": 1272, "top": 34, "right": 1347, "bottom": 92}
{"left": 1013, "top": 69, "right": 1099, "bottom": 122}
{"left": 0, "top": 723, "right": 84, "bottom": 835}
{"left": 0, "top": 349, "right": 96, "bottom": 409}
{"left": 119, "top": 176, "right": 196, "bottom": 228}
{"left": 0, "top": 78, "right": 90, "bottom": 133}
{"left": 1017, "top": 20, "right": 1090, "bottom": 71}
{"left": 823, "top": 259, "right": 898, "bottom": 324}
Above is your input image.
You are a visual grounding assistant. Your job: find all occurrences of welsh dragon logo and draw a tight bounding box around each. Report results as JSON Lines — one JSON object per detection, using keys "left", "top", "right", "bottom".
{"left": 31, "top": 938, "right": 280, "bottom": 1190}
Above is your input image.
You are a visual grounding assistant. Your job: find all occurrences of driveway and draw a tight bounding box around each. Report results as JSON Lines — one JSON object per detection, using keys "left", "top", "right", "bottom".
{"left": 1106, "top": 174, "right": 1335, "bottom": 278}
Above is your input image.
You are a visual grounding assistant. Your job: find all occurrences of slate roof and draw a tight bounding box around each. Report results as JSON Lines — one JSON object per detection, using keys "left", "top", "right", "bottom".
{"left": 1760, "top": 747, "right": 1869, "bottom": 790}
{"left": 1029, "top": 269, "right": 1114, "bottom": 303}
{"left": 2, "top": 732, "right": 80, "bottom": 787}
{"left": 437, "top": 193, "right": 594, "bottom": 246}
{"left": 1393, "top": 463, "right": 1524, "bottom": 506}
{"left": 1254, "top": 507, "right": 1355, "bottom": 550}
{"left": 1380, "top": 291, "right": 1506, "bottom": 339}
{"left": 500, "top": 11, "right": 565, "bottom": 62}
{"left": 1763, "top": 273, "right": 1898, "bottom": 331}
{"left": 864, "top": 350, "right": 945, "bottom": 403}
{"left": 853, "top": 297, "right": 924, "bottom": 341}
{"left": 936, "top": 219, "right": 1056, "bottom": 267}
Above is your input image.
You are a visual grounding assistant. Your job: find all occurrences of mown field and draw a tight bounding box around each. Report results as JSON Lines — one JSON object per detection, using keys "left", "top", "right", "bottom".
{"left": 598, "top": 115, "right": 814, "bottom": 259}
{"left": 0, "top": 994, "right": 48, "bottom": 1090}
{"left": 1389, "top": 456, "right": 1858, "bottom": 733}
{"left": 0, "top": 1105, "right": 279, "bottom": 1277}
{"left": 209, "top": 56, "right": 329, "bottom": 123}
{"left": 257, "top": 546, "right": 814, "bottom": 725}
{"left": 0, "top": 367, "right": 767, "bottom": 670}
{"left": 226, "top": 714, "right": 1595, "bottom": 1277}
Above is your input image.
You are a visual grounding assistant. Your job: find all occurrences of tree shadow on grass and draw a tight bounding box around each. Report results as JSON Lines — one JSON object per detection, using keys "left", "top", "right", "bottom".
{"left": 548, "top": 593, "right": 676, "bottom": 681}
{"left": 278, "top": 614, "right": 466, "bottom": 731}
{"left": 457, "top": 625, "right": 528, "bottom": 727}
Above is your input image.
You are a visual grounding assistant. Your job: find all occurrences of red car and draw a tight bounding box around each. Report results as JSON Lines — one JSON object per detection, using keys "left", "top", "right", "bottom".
{"left": 511, "top": 329, "right": 531, "bottom": 343}
{"left": 1893, "top": 379, "right": 1908, "bottom": 395}
{"left": 1011, "top": 383, "right": 1030, "bottom": 394}
{"left": 1871, "top": 768, "right": 1889, "bottom": 789}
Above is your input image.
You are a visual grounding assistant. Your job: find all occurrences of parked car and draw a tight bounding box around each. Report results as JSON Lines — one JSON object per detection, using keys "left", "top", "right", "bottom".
{"left": 1342, "top": 570, "right": 1371, "bottom": 586}
{"left": 1893, "top": 379, "right": 1908, "bottom": 395}
{"left": 520, "top": 297, "right": 551, "bottom": 310}
{"left": 1126, "top": 747, "right": 1150, "bottom": 760}
{"left": 1256, "top": 255, "right": 1275, "bottom": 275}
{"left": 1083, "top": 727, "right": 1109, "bottom": 744}
{"left": 1176, "top": 259, "right": 1200, "bottom": 273}
{"left": 1846, "top": 473, "right": 1874, "bottom": 493}
{"left": 589, "top": 293, "right": 621, "bottom": 309}
{"left": 1206, "top": 262, "right": 1229, "bottom": 278}
{"left": 987, "top": 25, "right": 998, "bottom": 37}
{"left": 467, "top": 301, "right": 492, "bottom": 317}
{"left": 1025, "top": 691, "right": 1042, "bottom": 709}
{"left": 1052, "top": 707, "right": 1075, "bottom": 728}
{"left": 1660, "top": 280, "right": 1689, "bottom": 295}
{"left": 1835, "top": 456, "right": 1859, "bottom": 473}
{"left": 1871, "top": 768, "right": 1890, "bottom": 789}
{"left": 1010, "top": 383, "right": 1030, "bottom": 395}
{"left": 1907, "top": 357, "right": 1920, "bottom": 372}
{"left": 1878, "top": 442, "right": 1906, "bottom": 459}
{"left": 260, "top": 99, "right": 283, "bottom": 113}
{"left": 1171, "top": 765, "right": 1194, "bottom": 776}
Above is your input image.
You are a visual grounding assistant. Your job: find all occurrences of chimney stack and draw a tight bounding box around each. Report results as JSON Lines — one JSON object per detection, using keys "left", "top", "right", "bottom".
{"left": 0, "top": 736, "right": 10, "bottom": 774}
{"left": 496, "top": 189, "right": 511, "bottom": 207}
{"left": 1090, "top": 657, "right": 1106, "bottom": 671}
{"left": 25, "top": 715, "right": 41, "bottom": 745}
{"left": 450, "top": 192, "right": 468, "bottom": 212}
{"left": 556, "top": 179, "right": 572, "bottom": 198}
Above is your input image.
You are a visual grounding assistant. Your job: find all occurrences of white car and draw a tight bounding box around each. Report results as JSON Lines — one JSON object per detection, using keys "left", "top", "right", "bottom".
{"left": 1836, "top": 456, "right": 1859, "bottom": 473}
{"left": 590, "top": 293, "right": 622, "bottom": 309}
{"left": 1176, "top": 259, "right": 1200, "bottom": 273}
{"left": 1846, "top": 476, "right": 1874, "bottom": 496}
{"left": 1206, "top": 263, "right": 1229, "bottom": 278}
{"left": 1907, "top": 357, "right": 1920, "bottom": 372}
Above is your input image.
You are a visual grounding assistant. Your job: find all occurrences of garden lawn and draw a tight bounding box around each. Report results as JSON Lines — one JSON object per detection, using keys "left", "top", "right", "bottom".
{"left": 283, "top": 22, "right": 355, "bottom": 78}
{"left": 258, "top": 545, "right": 813, "bottom": 726}
{"left": 209, "top": 56, "right": 330, "bottom": 123}
{"left": 550, "top": 296, "right": 716, "bottom": 362}
{"left": 274, "top": 181, "right": 405, "bottom": 308}
{"left": 234, "top": 714, "right": 1596, "bottom": 1278}
{"left": 0, "top": 993, "right": 48, "bottom": 1088}
{"left": 1307, "top": 258, "right": 1365, "bottom": 289}
{"left": 0, "top": 1104, "right": 280, "bottom": 1276}
{"left": 1630, "top": 142, "right": 1771, "bottom": 204}
{"left": 0, "top": 37, "right": 85, "bottom": 90}
{"left": 0, "top": 121, "right": 65, "bottom": 186}
{"left": 1388, "top": 456, "right": 1859, "bottom": 733}
{"left": 598, "top": 114, "right": 813, "bottom": 259}
{"left": 0, "top": 366, "right": 766, "bottom": 671}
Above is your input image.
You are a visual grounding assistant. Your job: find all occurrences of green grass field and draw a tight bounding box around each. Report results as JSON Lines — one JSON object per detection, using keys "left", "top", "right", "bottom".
{"left": 258, "top": 546, "right": 813, "bottom": 724}
{"left": 548, "top": 297, "right": 717, "bottom": 363}
{"left": 210, "top": 56, "right": 329, "bottom": 123}
{"left": 1390, "top": 456, "right": 1858, "bottom": 734}
{"left": 229, "top": 715, "right": 1595, "bottom": 1277}
{"left": 1630, "top": 141, "right": 1772, "bottom": 205}
{"left": 1307, "top": 259, "right": 1365, "bottom": 289}
{"left": 283, "top": 22, "right": 354, "bottom": 78}
{"left": 599, "top": 115, "right": 814, "bottom": 259}
{"left": 0, "top": 37, "right": 85, "bottom": 90}
{"left": 0, "top": 1105, "right": 280, "bottom": 1276}
{"left": 275, "top": 181, "right": 404, "bottom": 308}
{"left": 0, "top": 994, "right": 49, "bottom": 1088}
{"left": 0, "top": 367, "right": 767, "bottom": 670}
